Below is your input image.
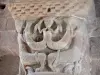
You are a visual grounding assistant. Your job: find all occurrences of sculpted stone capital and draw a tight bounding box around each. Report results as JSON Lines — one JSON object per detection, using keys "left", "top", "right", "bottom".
{"left": 7, "top": 0, "right": 95, "bottom": 75}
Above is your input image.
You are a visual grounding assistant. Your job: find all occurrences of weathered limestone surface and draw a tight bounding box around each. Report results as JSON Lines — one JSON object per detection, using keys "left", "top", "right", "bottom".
{"left": 91, "top": 59, "right": 100, "bottom": 75}
{"left": 0, "top": 6, "right": 18, "bottom": 55}
{"left": 0, "top": 1, "right": 19, "bottom": 75}
{"left": 7, "top": 0, "right": 95, "bottom": 75}
{"left": 0, "top": 54, "right": 19, "bottom": 75}
{"left": 90, "top": 37, "right": 100, "bottom": 58}
{"left": 89, "top": 21, "right": 100, "bottom": 75}
{"left": 89, "top": 0, "right": 100, "bottom": 75}
{"left": 94, "top": 0, "right": 100, "bottom": 17}
{"left": 0, "top": 0, "right": 100, "bottom": 75}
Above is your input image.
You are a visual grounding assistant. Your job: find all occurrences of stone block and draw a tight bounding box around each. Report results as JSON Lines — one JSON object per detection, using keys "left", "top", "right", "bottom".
{"left": 0, "top": 31, "right": 19, "bottom": 56}
{"left": 0, "top": 18, "right": 7, "bottom": 31}
{"left": 94, "top": 0, "right": 100, "bottom": 17}
{"left": 0, "top": 6, "right": 12, "bottom": 18}
{"left": 0, "top": 31, "right": 18, "bottom": 49}
{"left": 0, "top": 0, "right": 9, "bottom": 3}
{"left": 90, "top": 37, "right": 100, "bottom": 58}
{"left": 90, "top": 59, "right": 100, "bottom": 75}
{"left": 0, "top": 46, "right": 19, "bottom": 56}
{"left": 90, "top": 18, "right": 100, "bottom": 37}
{"left": 0, "top": 54, "right": 19, "bottom": 75}
{"left": 6, "top": 18, "right": 15, "bottom": 30}
{"left": 92, "top": 27, "right": 100, "bottom": 37}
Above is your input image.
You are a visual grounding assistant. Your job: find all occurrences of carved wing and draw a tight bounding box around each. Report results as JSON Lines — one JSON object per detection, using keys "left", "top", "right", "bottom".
{"left": 46, "top": 18, "right": 76, "bottom": 50}
{"left": 24, "top": 19, "right": 47, "bottom": 51}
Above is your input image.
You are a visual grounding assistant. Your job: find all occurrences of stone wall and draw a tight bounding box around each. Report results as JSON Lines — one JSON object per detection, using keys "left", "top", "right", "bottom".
{"left": 90, "top": 0, "right": 100, "bottom": 75}
{"left": 0, "top": 0, "right": 18, "bottom": 56}
{"left": 0, "top": 0, "right": 19, "bottom": 75}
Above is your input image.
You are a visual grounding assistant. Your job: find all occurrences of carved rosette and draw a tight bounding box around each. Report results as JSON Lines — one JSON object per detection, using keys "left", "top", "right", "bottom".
{"left": 7, "top": 0, "right": 94, "bottom": 75}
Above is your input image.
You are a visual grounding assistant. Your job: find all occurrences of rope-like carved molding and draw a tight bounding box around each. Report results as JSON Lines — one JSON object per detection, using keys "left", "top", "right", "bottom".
{"left": 7, "top": 0, "right": 91, "bottom": 20}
